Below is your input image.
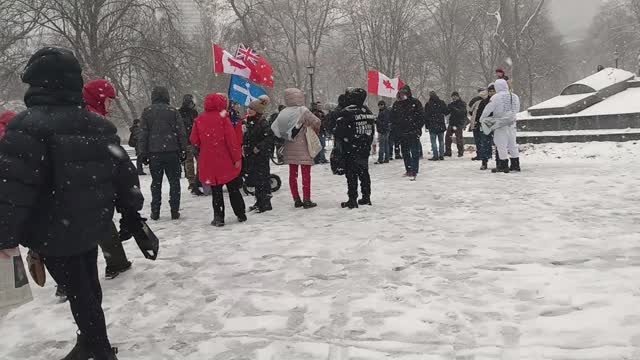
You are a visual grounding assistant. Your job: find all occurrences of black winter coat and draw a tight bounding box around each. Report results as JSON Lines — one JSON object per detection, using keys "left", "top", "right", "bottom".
{"left": 424, "top": 97, "right": 448, "bottom": 133}
{"left": 376, "top": 107, "right": 392, "bottom": 134}
{"left": 243, "top": 115, "right": 274, "bottom": 186}
{"left": 128, "top": 124, "right": 140, "bottom": 148}
{"left": 448, "top": 99, "right": 468, "bottom": 128}
{"left": 475, "top": 97, "right": 492, "bottom": 130}
{"left": 391, "top": 96, "right": 425, "bottom": 139}
{"left": 139, "top": 87, "right": 188, "bottom": 155}
{"left": 334, "top": 89, "right": 376, "bottom": 160}
{"left": 179, "top": 106, "right": 198, "bottom": 143}
{"left": 0, "top": 88, "right": 143, "bottom": 255}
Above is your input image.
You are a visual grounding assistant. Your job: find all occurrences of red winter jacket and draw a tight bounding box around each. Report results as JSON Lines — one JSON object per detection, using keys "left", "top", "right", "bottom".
{"left": 83, "top": 79, "right": 116, "bottom": 116}
{"left": 190, "top": 93, "right": 242, "bottom": 186}
{"left": 0, "top": 110, "right": 16, "bottom": 139}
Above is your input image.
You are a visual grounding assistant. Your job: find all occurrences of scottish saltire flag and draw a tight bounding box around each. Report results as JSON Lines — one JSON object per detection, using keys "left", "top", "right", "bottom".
{"left": 228, "top": 75, "right": 267, "bottom": 107}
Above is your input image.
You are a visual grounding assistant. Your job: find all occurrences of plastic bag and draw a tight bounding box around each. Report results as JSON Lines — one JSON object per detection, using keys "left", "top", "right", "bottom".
{"left": 0, "top": 247, "right": 33, "bottom": 316}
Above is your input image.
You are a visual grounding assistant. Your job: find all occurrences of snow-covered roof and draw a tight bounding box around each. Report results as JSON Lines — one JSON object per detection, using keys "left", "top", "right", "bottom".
{"left": 561, "top": 68, "right": 635, "bottom": 95}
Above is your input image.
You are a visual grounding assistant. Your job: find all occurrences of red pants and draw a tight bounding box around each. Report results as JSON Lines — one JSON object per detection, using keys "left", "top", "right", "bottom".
{"left": 289, "top": 164, "right": 311, "bottom": 200}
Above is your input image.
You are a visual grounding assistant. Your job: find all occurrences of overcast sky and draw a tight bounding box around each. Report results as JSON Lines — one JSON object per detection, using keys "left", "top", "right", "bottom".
{"left": 548, "top": 0, "right": 603, "bottom": 40}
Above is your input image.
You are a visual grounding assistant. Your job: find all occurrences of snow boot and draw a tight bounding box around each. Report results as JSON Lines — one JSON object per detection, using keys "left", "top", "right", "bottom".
{"left": 480, "top": 160, "right": 488, "bottom": 171}
{"left": 171, "top": 210, "right": 180, "bottom": 220}
{"left": 492, "top": 159, "right": 510, "bottom": 173}
{"left": 341, "top": 199, "right": 359, "bottom": 209}
{"left": 358, "top": 197, "right": 372, "bottom": 206}
{"left": 61, "top": 333, "right": 92, "bottom": 360}
{"left": 237, "top": 214, "right": 248, "bottom": 223}
{"left": 293, "top": 198, "right": 304, "bottom": 208}
{"left": 211, "top": 216, "right": 225, "bottom": 227}
{"left": 302, "top": 200, "right": 317, "bottom": 209}
{"left": 191, "top": 187, "right": 204, "bottom": 196}
{"left": 150, "top": 211, "right": 159, "bottom": 221}
{"left": 105, "top": 261, "right": 132, "bottom": 280}
{"left": 510, "top": 158, "right": 521, "bottom": 172}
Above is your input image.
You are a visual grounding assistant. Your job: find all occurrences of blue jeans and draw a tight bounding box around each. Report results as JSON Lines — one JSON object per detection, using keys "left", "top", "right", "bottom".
{"left": 378, "top": 132, "right": 390, "bottom": 162}
{"left": 401, "top": 137, "right": 421, "bottom": 174}
{"left": 429, "top": 131, "right": 445, "bottom": 158}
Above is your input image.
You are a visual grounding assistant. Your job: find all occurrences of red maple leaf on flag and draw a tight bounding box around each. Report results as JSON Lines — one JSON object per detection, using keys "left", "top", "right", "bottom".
{"left": 382, "top": 79, "right": 395, "bottom": 90}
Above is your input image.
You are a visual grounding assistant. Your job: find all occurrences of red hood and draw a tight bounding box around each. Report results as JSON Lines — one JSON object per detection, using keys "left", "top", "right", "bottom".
{"left": 204, "top": 93, "right": 228, "bottom": 113}
{"left": 83, "top": 79, "right": 116, "bottom": 116}
{"left": 0, "top": 110, "right": 17, "bottom": 139}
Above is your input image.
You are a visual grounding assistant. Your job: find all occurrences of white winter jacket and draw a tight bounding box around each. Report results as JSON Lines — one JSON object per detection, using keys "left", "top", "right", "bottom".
{"left": 480, "top": 79, "right": 521, "bottom": 135}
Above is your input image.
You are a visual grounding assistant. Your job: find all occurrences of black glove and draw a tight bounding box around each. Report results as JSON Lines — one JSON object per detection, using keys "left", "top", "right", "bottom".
{"left": 119, "top": 212, "right": 145, "bottom": 241}
{"left": 139, "top": 154, "right": 150, "bottom": 165}
{"left": 180, "top": 151, "right": 187, "bottom": 162}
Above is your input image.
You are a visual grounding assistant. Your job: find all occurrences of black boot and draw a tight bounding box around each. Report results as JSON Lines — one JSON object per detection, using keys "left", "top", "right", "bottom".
{"left": 293, "top": 198, "right": 304, "bottom": 208}
{"left": 428, "top": 157, "right": 439, "bottom": 161}
{"left": 211, "top": 216, "right": 225, "bottom": 227}
{"left": 105, "top": 261, "right": 132, "bottom": 280}
{"left": 103, "top": 348, "right": 119, "bottom": 360}
{"left": 358, "top": 197, "right": 372, "bottom": 206}
{"left": 171, "top": 210, "right": 180, "bottom": 220}
{"left": 61, "top": 333, "right": 92, "bottom": 360}
{"left": 510, "top": 158, "right": 521, "bottom": 172}
{"left": 341, "top": 199, "right": 359, "bottom": 209}
{"left": 191, "top": 187, "right": 204, "bottom": 196}
{"left": 303, "top": 200, "right": 317, "bottom": 209}
{"left": 492, "top": 159, "right": 510, "bottom": 173}
{"left": 150, "top": 211, "right": 159, "bottom": 221}
{"left": 480, "top": 160, "right": 488, "bottom": 171}
{"left": 237, "top": 214, "right": 247, "bottom": 223}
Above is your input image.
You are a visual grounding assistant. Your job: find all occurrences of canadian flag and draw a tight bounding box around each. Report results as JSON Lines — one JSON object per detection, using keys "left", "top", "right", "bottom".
{"left": 367, "top": 70, "right": 405, "bottom": 98}
{"left": 213, "top": 44, "right": 274, "bottom": 88}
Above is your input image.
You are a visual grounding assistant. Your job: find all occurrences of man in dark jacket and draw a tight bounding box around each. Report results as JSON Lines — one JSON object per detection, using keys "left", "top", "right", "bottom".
{"left": 391, "top": 85, "right": 425, "bottom": 179}
{"left": 424, "top": 91, "right": 448, "bottom": 161}
{"left": 468, "top": 88, "right": 486, "bottom": 160}
{"left": 0, "top": 47, "right": 143, "bottom": 360}
{"left": 179, "top": 94, "right": 202, "bottom": 196}
{"left": 138, "top": 86, "right": 188, "bottom": 220}
{"left": 244, "top": 96, "right": 274, "bottom": 213}
{"left": 128, "top": 119, "right": 146, "bottom": 175}
{"left": 475, "top": 84, "right": 496, "bottom": 170}
{"left": 375, "top": 100, "right": 392, "bottom": 164}
{"left": 445, "top": 91, "right": 467, "bottom": 157}
{"left": 334, "top": 88, "right": 376, "bottom": 208}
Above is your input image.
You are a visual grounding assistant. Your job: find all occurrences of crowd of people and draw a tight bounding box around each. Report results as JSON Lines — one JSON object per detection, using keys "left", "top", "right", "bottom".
{"left": 0, "top": 47, "right": 522, "bottom": 360}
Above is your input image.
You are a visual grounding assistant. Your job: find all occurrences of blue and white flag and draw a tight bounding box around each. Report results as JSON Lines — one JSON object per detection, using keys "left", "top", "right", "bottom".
{"left": 228, "top": 75, "right": 267, "bottom": 107}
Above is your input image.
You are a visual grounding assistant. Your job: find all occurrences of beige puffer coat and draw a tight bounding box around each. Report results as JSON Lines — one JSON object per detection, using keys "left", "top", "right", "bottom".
{"left": 282, "top": 88, "right": 321, "bottom": 166}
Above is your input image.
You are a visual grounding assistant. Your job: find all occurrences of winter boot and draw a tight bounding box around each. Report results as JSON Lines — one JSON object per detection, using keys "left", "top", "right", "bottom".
{"left": 211, "top": 216, "right": 225, "bottom": 227}
{"left": 341, "top": 199, "right": 359, "bottom": 209}
{"left": 150, "top": 211, "right": 160, "bottom": 221}
{"left": 293, "top": 198, "right": 304, "bottom": 208}
{"left": 428, "top": 157, "right": 439, "bottom": 161}
{"left": 509, "top": 158, "right": 521, "bottom": 172}
{"left": 358, "top": 197, "right": 372, "bottom": 206}
{"left": 61, "top": 332, "right": 92, "bottom": 360}
{"left": 492, "top": 159, "right": 510, "bottom": 173}
{"left": 105, "top": 261, "right": 132, "bottom": 280}
{"left": 191, "top": 186, "right": 204, "bottom": 196}
{"left": 171, "top": 210, "right": 181, "bottom": 220}
{"left": 439, "top": 156, "right": 445, "bottom": 161}
{"left": 237, "top": 214, "right": 248, "bottom": 223}
{"left": 302, "top": 200, "right": 317, "bottom": 209}
{"left": 480, "top": 160, "right": 488, "bottom": 171}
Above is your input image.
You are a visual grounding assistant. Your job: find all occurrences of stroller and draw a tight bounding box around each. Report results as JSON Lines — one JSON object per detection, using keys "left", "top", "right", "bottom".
{"left": 240, "top": 163, "right": 282, "bottom": 196}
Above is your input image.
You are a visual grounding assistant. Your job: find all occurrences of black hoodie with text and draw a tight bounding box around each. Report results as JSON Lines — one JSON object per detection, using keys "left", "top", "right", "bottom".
{"left": 334, "top": 88, "right": 376, "bottom": 160}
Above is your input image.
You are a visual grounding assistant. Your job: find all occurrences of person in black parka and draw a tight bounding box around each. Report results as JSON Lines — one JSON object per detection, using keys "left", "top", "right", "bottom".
{"left": 333, "top": 88, "right": 376, "bottom": 208}
{"left": 390, "top": 85, "right": 425, "bottom": 179}
{"left": 424, "top": 91, "right": 448, "bottom": 161}
{"left": 0, "top": 47, "right": 143, "bottom": 360}
{"left": 138, "top": 86, "right": 188, "bottom": 220}
{"left": 445, "top": 91, "right": 467, "bottom": 157}
{"left": 243, "top": 96, "right": 274, "bottom": 213}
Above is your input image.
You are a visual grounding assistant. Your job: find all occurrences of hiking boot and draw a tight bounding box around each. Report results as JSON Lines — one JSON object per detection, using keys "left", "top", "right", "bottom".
{"left": 211, "top": 216, "right": 225, "bottom": 227}
{"left": 510, "top": 158, "right": 521, "bottom": 172}
{"left": 171, "top": 211, "right": 180, "bottom": 220}
{"left": 341, "top": 199, "right": 358, "bottom": 209}
{"left": 480, "top": 160, "right": 488, "bottom": 170}
{"left": 105, "top": 261, "right": 132, "bottom": 280}
{"left": 61, "top": 333, "right": 92, "bottom": 360}
{"left": 302, "top": 200, "right": 317, "bottom": 209}
{"left": 358, "top": 197, "right": 372, "bottom": 206}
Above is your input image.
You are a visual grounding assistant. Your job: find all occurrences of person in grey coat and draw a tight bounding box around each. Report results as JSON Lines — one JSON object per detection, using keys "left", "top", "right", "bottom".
{"left": 138, "top": 86, "right": 188, "bottom": 220}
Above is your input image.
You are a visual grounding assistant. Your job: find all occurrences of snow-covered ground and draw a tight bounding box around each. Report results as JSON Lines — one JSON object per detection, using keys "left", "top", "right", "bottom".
{"left": 2, "top": 141, "right": 640, "bottom": 360}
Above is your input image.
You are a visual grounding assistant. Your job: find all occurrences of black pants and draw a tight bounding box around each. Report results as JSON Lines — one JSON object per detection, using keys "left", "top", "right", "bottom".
{"left": 98, "top": 222, "right": 130, "bottom": 272}
{"left": 392, "top": 135, "right": 402, "bottom": 158}
{"left": 43, "top": 248, "right": 112, "bottom": 358}
{"left": 345, "top": 157, "right": 371, "bottom": 200}
{"left": 255, "top": 177, "right": 272, "bottom": 209}
{"left": 136, "top": 158, "right": 145, "bottom": 174}
{"left": 212, "top": 176, "right": 246, "bottom": 220}
{"left": 445, "top": 125, "right": 464, "bottom": 156}
{"left": 149, "top": 152, "right": 181, "bottom": 214}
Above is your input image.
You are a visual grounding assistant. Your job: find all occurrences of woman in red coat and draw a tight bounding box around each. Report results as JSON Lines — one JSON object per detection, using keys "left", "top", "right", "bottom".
{"left": 0, "top": 110, "right": 16, "bottom": 139}
{"left": 190, "top": 93, "right": 246, "bottom": 227}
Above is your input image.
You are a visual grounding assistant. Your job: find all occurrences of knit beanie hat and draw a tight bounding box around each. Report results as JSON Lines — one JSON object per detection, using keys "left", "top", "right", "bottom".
{"left": 451, "top": 91, "right": 460, "bottom": 98}
{"left": 249, "top": 95, "right": 270, "bottom": 114}
{"left": 22, "top": 47, "right": 83, "bottom": 91}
